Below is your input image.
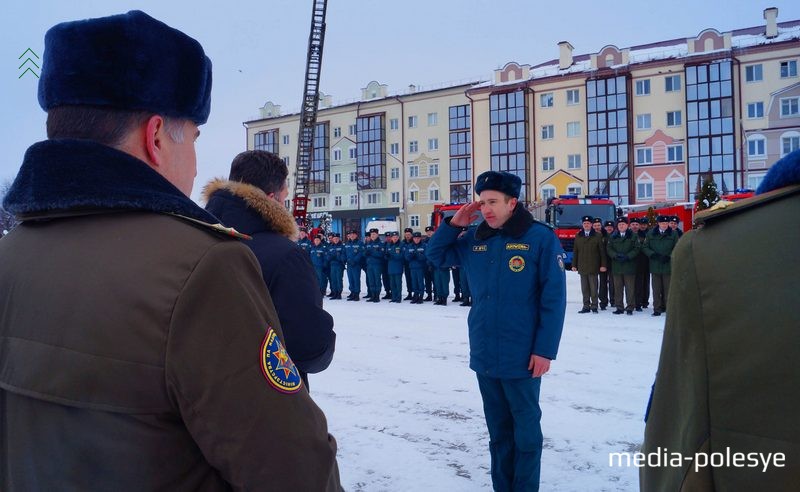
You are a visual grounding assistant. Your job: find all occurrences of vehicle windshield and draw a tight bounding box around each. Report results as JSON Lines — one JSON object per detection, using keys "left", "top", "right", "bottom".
{"left": 554, "top": 204, "right": 616, "bottom": 228}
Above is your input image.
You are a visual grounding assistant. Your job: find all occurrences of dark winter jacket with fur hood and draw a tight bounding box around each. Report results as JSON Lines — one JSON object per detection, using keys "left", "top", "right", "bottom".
{"left": 204, "top": 179, "right": 336, "bottom": 380}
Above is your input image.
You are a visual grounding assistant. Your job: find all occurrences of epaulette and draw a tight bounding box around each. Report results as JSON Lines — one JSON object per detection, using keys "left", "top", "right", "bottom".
{"left": 170, "top": 213, "right": 252, "bottom": 240}
{"left": 694, "top": 184, "right": 800, "bottom": 226}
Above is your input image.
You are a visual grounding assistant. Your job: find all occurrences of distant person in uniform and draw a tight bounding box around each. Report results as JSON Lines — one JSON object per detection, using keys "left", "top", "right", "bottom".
{"left": 633, "top": 218, "right": 651, "bottom": 311}
{"left": 405, "top": 232, "right": 427, "bottom": 304}
{"left": 642, "top": 215, "right": 678, "bottom": 316}
{"left": 204, "top": 150, "right": 336, "bottom": 388}
{"left": 402, "top": 227, "right": 414, "bottom": 300}
{"left": 427, "top": 170, "right": 566, "bottom": 491}
{"left": 364, "top": 228, "right": 384, "bottom": 302}
{"left": 423, "top": 226, "right": 436, "bottom": 301}
{"left": 668, "top": 215, "right": 683, "bottom": 238}
{"left": 344, "top": 229, "right": 364, "bottom": 300}
{"left": 572, "top": 216, "right": 607, "bottom": 313}
{"left": 641, "top": 150, "right": 800, "bottom": 490}
{"left": 606, "top": 217, "right": 639, "bottom": 315}
{"left": 0, "top": 10, "right": 340, "bottom": 491}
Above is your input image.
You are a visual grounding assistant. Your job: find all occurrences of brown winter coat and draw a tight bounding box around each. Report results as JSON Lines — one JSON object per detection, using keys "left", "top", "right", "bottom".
{"left": 641, "top": 184, "right": 800, "bottom": 491}
{"left": 572, "top": 228, "right": 607, "bottom": 274}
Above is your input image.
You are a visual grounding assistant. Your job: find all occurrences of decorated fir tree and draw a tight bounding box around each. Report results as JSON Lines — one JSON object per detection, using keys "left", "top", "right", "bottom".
{"left": 696, "top": 174, "right": 721, "bottom": 211}
{"left": 646, "top": 206, "right": 657, "bottom": 227}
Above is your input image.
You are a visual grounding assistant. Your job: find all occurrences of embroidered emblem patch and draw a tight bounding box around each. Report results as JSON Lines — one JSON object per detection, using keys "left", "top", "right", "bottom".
{"left": 557, "top": 254, "right": 565, "bottom": 271}
{"left": 509, "top": 255, "right": 525, "bottom": 272}
{"left": 472, "top": 245, "right": 488, "bottom": 252}
{"left": 505, "top": 243, "right": 530, "bottom": 251}
{"left": 260, "top": 327, "right": 302, "bottom": 394}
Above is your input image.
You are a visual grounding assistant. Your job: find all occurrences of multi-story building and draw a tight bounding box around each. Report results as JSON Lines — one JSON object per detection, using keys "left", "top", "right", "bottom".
{"left": 245, "top": 8, "right": 799, "bottom": 227}
{"left": 469, "top": 7, "right": 799, "bottom": 205}
{"left": 244, "top": 82, "right": 476, "bottom": 233}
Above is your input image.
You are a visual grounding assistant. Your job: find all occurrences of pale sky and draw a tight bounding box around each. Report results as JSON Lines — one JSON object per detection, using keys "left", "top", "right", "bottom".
{"left": 2, "top": 0, "right": 799, "bottom": 202}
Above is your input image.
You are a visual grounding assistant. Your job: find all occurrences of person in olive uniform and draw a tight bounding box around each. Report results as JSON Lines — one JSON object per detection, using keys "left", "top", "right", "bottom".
{"left": 0, "top": 11, "right": 340, "bottom": 491}
{"left": 641, "top": 149, "right": 800, "bottom": 491}
{"left": 633, "top": 218, "right": 651, "bottom": 311}
{"left": 606, "top": 217, "right": 639, "bottom": 315}
{"left": 668, "top": 215, "right": 683, "bottom": 238}
{"left": 642, "top": 215, "right": 679, "bottom": 316}
{"left": 572, "top": 215, "right": 607, "bottom": 313}
{"left": 597, "top": 218, "right": 614, "bottom": 310}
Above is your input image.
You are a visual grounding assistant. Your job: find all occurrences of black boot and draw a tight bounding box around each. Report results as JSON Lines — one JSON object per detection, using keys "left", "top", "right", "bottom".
{"left": 404, "top": 293, "right": 413, "bottom": 301}
{"left": 460, "top": 297, "right": 471, "bottom": 306}
{"left": 413, "top": 294, "right": 422, "bottom": 304}
{"left": 613, "top": 309, "right": 624, "bottom": 314}
{"left": 441, "top": 298, "right": 447, "bottom": 306}
{"left": 424, "top": 293, "right": 433, "bottom": 302}
{"left": 382, "top": 292, "right": 392, "bottom": 300}
{"left": 453, "top": 294, "right": 462, "bottom": 302}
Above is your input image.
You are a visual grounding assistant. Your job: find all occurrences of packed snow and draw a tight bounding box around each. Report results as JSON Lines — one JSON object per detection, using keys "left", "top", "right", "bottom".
{"left": 310, "top": 271, "right": 665, "bottom": 491}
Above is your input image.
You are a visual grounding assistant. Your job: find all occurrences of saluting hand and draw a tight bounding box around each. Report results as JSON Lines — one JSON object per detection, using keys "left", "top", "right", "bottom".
{"left": 450, "top": 201, "right": 481, "bottom": 228}
{"left": 529, "top": 354, "right": 551, "bottom": 378}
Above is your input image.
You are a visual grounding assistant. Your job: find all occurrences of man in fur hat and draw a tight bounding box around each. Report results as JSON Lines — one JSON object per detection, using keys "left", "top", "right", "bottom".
{"left": 427, "top": 170, "right": 566, "bottom": 491}
{"left": 204, "top": 150, "right": 336, "bottom": 388}
{"left": 0, "top": 11, "right": 340, "bottom": 491}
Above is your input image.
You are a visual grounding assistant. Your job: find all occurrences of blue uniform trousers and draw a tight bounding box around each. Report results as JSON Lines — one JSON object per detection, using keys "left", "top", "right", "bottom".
{"left": 460, "top": 268, "right": 471, "bottom": 298}
{"left": 366, "top": 264, "right": 382, "bottom": 298}
{"left": 410, "top": 268, "right": 425, "bottom": 295}
{"left": 434, "top": 267, "right": 450, "bottom": 299}
{"left": 313, "top": 265, "right": 328, "bottom": 295}
{"left": 346, "top": 265, "right": 361, "bottom": 295}
{"left": 389, "top": 274, "right": 403, "bottom": 302}
{"left": 329, "top": 262, "right": 344, "bottom": 294}
{"left": 424, "top": 266, "right": 433, "bottom": 295}
{"left": 476, "top": 374, "right": 543, "bottom": 492}
{"left": 403, "top": 264, "right": 412, "bottom": 295}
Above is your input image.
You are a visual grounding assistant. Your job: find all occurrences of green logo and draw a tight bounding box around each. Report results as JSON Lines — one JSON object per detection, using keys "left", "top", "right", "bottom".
{"left": 19, "top": 48, "right": 40, "bottom": 79}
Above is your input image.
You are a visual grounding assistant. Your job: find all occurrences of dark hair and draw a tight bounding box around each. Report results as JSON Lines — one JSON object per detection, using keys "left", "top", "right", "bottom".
{"left": 229, "top": 150, "right": 288, "bottom": 194}
{"left": 46, "top": 105, "right": 185, "bottom": 146}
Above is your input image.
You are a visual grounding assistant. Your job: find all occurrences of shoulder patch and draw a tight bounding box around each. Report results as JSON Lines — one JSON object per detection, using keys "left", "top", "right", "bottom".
{"left": 260, "top": 327, "right": 303, "bottom": 394}
{"left": 509, "top": 255, "right": 525, "bottom": 272}
{"left": 505, "top": 243, "right": 530, "bottom": 251}
{"left": 472, "top": 244, "right": 488, "bottom": 252}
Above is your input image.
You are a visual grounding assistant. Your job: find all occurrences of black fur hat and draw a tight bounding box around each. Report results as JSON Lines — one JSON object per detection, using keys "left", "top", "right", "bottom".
{"left": 38, "top": 10, "right": 212, "bottom": 124}
{"left": 474, "top": 171, "right": 521, "bottom": 199}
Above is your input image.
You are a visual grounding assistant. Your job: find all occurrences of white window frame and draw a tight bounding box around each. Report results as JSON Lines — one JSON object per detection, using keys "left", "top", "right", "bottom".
{"left": 348, "top": 146, "right": 357, "bottom": 159}
{"left": 333, "top": 127, "right": 341, "bottom": 138}
{"left": 636, "top": 113, "right": 652, "bottom": 130}
{"left": 282, "top": 135, "right": 290, "bottom": 145}
{"left": 391, "top": 191, "right": 400, "bottom": 203}
{"left": 540, "top": 93, "right": 554, "bottom": 108}
{"left": 334, "top": 173, "right": 342, "bottom": 184}
{"left": 349, "top": 194, "right": 358, "bottom": 206}
{"left": 390, "top": 167, "right": 400, "bottom": 179}
{"left": 541, "top": 156, "right": 555, "bottom": 171}
{"left": 348, "top": 124, "right": 357, "bottom": 136}
{"left": 568, "top": 154, "right": 581, "bottom": 169}
{"left": 428, "top": 183, "right": 440, "bottom": 202}
{"left": 781, "top": 131, "right": 800, "bottom": 156}
{"left": 780, "top": 97, "right": 799, "bottom": 118}
{"left": 428, "top": 163, "right": 439, "bottom": 176}
{"left": 665, "top": 75, "right": 681, "bottom": 92}
{"left": 334, "top": 195, "right": 342, "bottom": 207}
{"left": 408, "top": 186, "right": 419, "bottom": 203}
{"left": 666, "top": 111, "right": 682, "bottom": 127}
{"left": 367, "top": 192, "right": 381, "bottom": 204}
{"left": 747, "top": 135, "right": 766, "bottom": 158}
{"left": 780, "top": 60, "right": 798, "bottom": 78}
{"left": 427, "top": 112, "right": 438, "bottom": 126}
{"left": 410, "top": 215, "right": 420, "bottom": 227}
{"left": 566, "top": 183, "right": 582, "bottom": 196}
{"left": 409, "top": 140, "right": 419, "bottom": 153}
{"left": 313, "top": 196, "right": 327, "bottom": 208}
{"left": 333, "top": 148, "right": 342, "bottom": 161}
{"left": 666, "top": 174, "right": 685, "bottom": 200}
{"left": 747, "top": 102, "right": 764, "bottom": 119}
{"left": 541, "top": 125, "right": 554, "bottom": 140}
{"left": 540, "top": 185, "right": 556, "bottom": 200}
{"left": 566, "top": 89, "right": 580, "bottom": 105}
{"left": 667, "top": 144, "right": 683, "bottom": 163}
{"left": 635, "top": 79, "right": 651, "bottom": 96}
{"left": 428, "top": 138, "right": 439, "bottom": 151}
{"left": 390, "top": 143, "right": 399, "bottom": 155}
{"left": 349, "top": 171, "right": 357, "bottom": 183}
{"left": 409, "top": 165, "right": 419, "bottom": 178}
{"left": 389, "top": 118, "right": 399, "bottom": 130}
{"left": 636, "top": 147, "right": 653, "bottom": 164}
{"left": 567, "top": 121, "right": 580, "bottom": 138}
{"left": 408, "top": 115, "right": 418, "bottom": 128}
{"left": 636, "top": 175, "right": 654, "bottom": 201}
{"left": 745, "top": 64, "right": 763, "bottom": 82}
{"left": 747, "top": 173, "right": 766, "bottom": 190}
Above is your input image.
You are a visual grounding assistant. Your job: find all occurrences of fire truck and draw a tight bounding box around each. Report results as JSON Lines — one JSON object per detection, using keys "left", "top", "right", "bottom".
{"left": 624, "top": 202, "right": 695, "bottom": 230}
{"left": 431, "top": 203, "right": 483, "bottom": 229}
{"left": 532, "top": 195, "right": 617, "bottom": 267}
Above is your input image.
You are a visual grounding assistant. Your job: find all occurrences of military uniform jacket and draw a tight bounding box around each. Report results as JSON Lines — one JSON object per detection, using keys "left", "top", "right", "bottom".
{"left": 309, "top": 242, "right": 329, "bottom": 268}
{"left": 297, "top": 236, "right": 312, "bottom": 254}
{"left": 327, "top": 242, "right": 346, "bottom": 266}
{"left": 203, "top": 180, "right": 336, "bottom": 376}
{"left": 344, "top": 239, "right": 364, "bottom": 267}
{"left": 364, "top": 239, "right": 385, "bottom": 266}
{"left": 642, "top": 227, "right": 678, "bottom": 275}
{"left": 572, "top": 228, "right": 607, "bottom": 274}
{"left": 405, "top": 242, "right": 428, "bottom": 269}
{"left": 385, "top": 242, "right": 405, "bottom": 275}
{"left": 641, "top": 182, "right": 800, "bottom": 491}
{"left": 0, "top": 140, "right": 341, "bottom": 491}
{"left": 606, "top": 230, "right": 640, "bottom": 275}
{"left": 427, "top": 204, "right": 567, "bottom": 378}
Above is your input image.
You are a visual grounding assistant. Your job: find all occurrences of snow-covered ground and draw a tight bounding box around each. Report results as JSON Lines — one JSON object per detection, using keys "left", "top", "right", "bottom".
{"left": 311, "top": 271, "right": 665, "bottom": 491}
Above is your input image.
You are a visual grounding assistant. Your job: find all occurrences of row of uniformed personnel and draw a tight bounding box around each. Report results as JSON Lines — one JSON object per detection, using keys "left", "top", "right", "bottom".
{"left": 572, "top": 215, "right": 682, "bottom": 316}
{"left": 297, "top": 226, "right": 472, "bottom": 306}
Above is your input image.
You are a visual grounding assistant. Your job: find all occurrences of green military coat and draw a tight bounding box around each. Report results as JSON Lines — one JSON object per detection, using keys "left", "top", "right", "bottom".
{"left": 572, "top": 229, "right": 607, "bottom": 274}
{"left": 606, "top": 230, "right": 640, "bottom": 275}
{"left": 642, "top": 227, "right": 679, "bottom": 275}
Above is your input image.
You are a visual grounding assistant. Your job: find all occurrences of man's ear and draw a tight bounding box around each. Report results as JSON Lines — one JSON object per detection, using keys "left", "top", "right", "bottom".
{"left": 144, "top": 115, "right": 167, "bottom": 167}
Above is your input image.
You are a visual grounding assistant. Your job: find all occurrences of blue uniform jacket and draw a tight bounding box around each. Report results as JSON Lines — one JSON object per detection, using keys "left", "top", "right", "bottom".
{"left": 327, "top": 243, "right": 345, "bottom": 266}
{"left": 405, "top": 242, "right": 428, "bottom": 269}
{"left": 385, "top": 242, "right": 405, "bottom": 275}
{"left": 364, "top": 240, "right": 385, "bottom": 266}
{"left": 309, "top": 243, "right": 328, "bottom": 268}
{"left": 344, "top": 240, "right": 363, "bottom": 267}
{"left": 426, "top": 204, "right": 567, "bottom": 378}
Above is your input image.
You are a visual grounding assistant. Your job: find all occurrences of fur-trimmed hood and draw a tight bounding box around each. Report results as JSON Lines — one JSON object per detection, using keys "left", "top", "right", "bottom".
{"left": 202, "top": 178, "right": 299, "bottom": 241}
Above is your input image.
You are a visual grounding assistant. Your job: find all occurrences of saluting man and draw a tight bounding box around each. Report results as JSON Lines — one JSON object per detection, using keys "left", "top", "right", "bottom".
{"left": 427, "top": 170, "right": 566, "bottom": 491}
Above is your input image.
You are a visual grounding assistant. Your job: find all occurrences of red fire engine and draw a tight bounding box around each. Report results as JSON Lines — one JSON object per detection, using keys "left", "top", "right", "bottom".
{"left": 431, "top": 203, "right": 483, "bottom": 229}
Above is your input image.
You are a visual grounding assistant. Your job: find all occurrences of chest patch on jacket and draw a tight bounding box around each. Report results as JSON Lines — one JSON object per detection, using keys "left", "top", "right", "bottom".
{"left": 509, "top": 255, "right": 526, "bottom": 272}
{"left": 505, "top": 243, "right": 530, "bottom": 251}
{"left": 472, "top": 245, "right": 488, "bottom": 252}
{"left": 260, "top": 327, "right": 302, "bottom": 394}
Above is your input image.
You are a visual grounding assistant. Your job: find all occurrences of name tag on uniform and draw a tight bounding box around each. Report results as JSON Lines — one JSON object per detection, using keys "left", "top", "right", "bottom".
{"left": 472, "top": 245, "right": 488, "bottom": 252}
{"left": 506, "top": 243, "right": 530, "bottom": 251}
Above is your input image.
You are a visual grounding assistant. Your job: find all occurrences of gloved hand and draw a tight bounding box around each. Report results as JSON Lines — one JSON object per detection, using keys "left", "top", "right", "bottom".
{"left": 615, "top": 254, "right": 627, "bottom": 262}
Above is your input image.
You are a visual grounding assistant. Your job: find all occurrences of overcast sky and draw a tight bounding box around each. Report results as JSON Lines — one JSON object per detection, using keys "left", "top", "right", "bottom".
{"left": 2, "top": 0, "right": 799, "bottom": 201}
